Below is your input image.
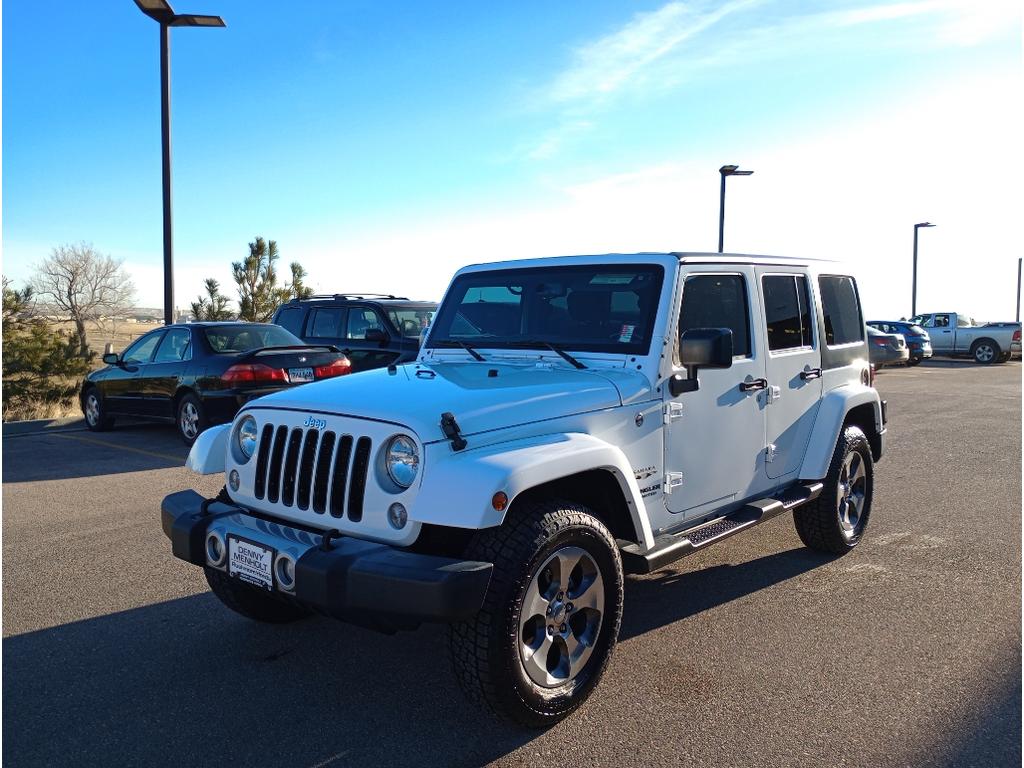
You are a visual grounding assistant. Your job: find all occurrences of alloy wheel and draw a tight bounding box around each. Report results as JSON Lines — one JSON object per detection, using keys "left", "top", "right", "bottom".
{"left": 518, "top": 545, "right": 604, "bottom": 688}
{"left": 837, "top": 450, "right": 868, "bottom": 538}
{"left": 180, "top": 402, "right": 200, "bottom": 439}
{"left": 85, "top": 394, "right": 100, "bottom": 427}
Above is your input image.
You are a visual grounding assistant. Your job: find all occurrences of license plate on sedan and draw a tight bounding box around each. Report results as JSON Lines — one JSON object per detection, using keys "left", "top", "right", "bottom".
{"left": 228, "top": 537, "right": 274, "bottom": 591}
{"left": 289, "top": 367, "right": 314, "bottom": 383}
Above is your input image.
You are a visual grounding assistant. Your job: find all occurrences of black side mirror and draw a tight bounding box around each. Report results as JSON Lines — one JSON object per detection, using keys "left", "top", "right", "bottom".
{"left": 365, "top": 328, "right": 389, "bottom": 345}
{"left": 102, "top": 343, "right": 119, "bottom": 366}
{"left": 670, "top": 328, "right": 733, "bottom": 395}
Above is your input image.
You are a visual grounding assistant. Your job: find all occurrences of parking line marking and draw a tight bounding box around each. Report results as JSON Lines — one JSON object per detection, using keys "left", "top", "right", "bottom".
{"left": 54, "top": 433, "right": 186, "bottom": 463}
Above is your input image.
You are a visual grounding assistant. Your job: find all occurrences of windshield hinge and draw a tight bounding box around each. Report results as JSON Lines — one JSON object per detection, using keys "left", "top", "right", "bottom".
{"left": 663, "top": 402, "right": 684, "bottom": 424}
{"left": 440, "top": 412, "right": 467, "bottom": 451}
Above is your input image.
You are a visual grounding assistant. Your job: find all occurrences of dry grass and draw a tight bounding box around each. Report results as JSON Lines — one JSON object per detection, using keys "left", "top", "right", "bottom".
{"left": 2, "top": 319, "right": 165, "bottom": 422}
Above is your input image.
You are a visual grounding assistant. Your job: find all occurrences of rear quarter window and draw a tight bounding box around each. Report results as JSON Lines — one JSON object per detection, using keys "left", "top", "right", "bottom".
{"left": 275, "top": 306, "right": 306, "bottom": 336}
{"left": 818, "top": 275, "right": 864, "bottom": 346}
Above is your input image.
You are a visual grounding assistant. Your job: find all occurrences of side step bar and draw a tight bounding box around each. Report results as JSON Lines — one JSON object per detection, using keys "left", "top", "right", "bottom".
{"left": 620, "top": 482, "right": 824, "bottom": 575}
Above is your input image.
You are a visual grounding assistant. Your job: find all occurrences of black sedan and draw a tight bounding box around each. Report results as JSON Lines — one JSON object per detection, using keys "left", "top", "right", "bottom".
{"left": 80, "top": 322, "right": 351, "bottom": 444}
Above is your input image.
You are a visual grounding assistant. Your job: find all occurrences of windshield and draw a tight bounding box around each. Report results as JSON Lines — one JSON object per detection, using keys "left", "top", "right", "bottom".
{"left": 204, "top": 324, "right": 304, "bottom": 353}
{"left": 427, "top": 264, "right": 664, "bottom": 355}
{"left": 387, "top": 308, "right": 437, "bottom": 338}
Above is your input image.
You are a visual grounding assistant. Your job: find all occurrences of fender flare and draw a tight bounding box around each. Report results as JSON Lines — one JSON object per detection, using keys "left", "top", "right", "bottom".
{"left": 414, "top": 432, "right": 655, "bottom": 551}
{"left": 800, "top": 385, "right": 882, "bottom": 479}
{"left": 186, "top": 423, "right": 229, "bottom": 474}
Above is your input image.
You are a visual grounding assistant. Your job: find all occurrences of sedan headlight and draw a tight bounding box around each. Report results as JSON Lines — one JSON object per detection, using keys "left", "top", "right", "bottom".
{"left": 237, "top": 415, "right": 258, "bottom": 461}
{"left": 385, "top": 435, "right": 419, "bottom": 488}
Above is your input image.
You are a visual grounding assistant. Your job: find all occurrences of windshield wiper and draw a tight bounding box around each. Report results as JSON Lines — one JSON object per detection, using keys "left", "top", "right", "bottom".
{"left": 509, "top": 340, "right": 586, "bottom": 370}
{"left": 434, "top": 339, "right": 486, "bottom": 362}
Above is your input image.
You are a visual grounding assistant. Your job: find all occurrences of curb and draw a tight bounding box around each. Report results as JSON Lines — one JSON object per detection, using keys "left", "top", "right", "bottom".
{"left": 2, "top": 417, "right": 88, "bottom": 438}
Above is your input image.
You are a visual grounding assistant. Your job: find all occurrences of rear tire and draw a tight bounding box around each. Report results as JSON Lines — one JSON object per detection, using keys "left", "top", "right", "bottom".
{"left": 204, "top": 567, "right": 311, "bottom": 623}
{"left": 448, "top": 500, "right": 624, "bottom": 727}
{"left": 176, "top": 393, "right": 208, "bottom": 446}
{"left": 972, "top": 339, "right": 999, "bottom": 364}
{"left": 794, "top": 425, "right": 873, "bottom": 555}
{"left": 82, "top": 388, "right": 115, "bottom": 432}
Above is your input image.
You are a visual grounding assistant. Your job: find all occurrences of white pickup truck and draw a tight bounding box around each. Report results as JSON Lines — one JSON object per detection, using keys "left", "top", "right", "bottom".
{"left": 909, "top": 312, "right": 1020, "bottom": 364}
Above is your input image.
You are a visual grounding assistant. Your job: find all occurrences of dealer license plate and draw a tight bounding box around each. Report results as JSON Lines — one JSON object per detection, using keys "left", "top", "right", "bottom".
{"left": 289, "top": 367, "right": 314, "bottom": 383}
{"left": 228, "top": 537, "right": 274, "bottom": 591}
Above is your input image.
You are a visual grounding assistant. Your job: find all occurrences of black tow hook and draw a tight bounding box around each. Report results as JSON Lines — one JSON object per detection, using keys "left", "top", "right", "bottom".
{"left": 320, "top": 528, "right": 342, "bottom": 551}
{"left": 199, "top": 487, "right": 232, "bottom": 517}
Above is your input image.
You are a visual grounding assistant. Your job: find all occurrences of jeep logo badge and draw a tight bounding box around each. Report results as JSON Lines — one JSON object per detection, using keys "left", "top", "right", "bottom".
{"left": 303, "top": 416, "right": 326, "bottom": 430}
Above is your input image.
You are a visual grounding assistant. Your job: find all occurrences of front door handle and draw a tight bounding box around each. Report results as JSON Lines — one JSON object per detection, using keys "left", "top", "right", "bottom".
{"left": 800, "top": 367, "right": 822, "bottom": 381}
{"left": 739, "top": 377, "right": 768, "bottom": 392}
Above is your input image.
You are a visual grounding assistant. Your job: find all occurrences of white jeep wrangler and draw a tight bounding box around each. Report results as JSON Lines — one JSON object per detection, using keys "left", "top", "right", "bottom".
{"left": 163, "top": 252, "right": 886, "bottom": 726}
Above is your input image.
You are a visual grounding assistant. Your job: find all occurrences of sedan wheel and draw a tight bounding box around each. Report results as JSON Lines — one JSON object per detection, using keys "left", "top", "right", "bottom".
{"left": 83, "top": 389, "right": 113, "bottom": 432}
{"left": 176, "top": 394, "right": 208, "bottom": 446}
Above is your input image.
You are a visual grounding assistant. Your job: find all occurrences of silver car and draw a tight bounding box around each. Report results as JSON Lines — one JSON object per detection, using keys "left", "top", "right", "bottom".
{"left": 867, "top": 325, "right": 910, "bottom": 367}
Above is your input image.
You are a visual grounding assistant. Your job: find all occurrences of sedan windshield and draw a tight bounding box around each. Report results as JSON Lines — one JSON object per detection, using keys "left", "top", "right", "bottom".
{"left": 427, "top": 264, "right": 664, "bottom": 355}
{"left": 204, "top": 324, "right": 304, "bottom": 353}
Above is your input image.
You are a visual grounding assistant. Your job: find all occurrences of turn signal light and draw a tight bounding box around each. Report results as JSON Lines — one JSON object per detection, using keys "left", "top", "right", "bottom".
{"left": 314, "top": 358, "right": 352, "bottom": 379}
{"left": 222, "top": 363, "right": 288, "bottom": 384}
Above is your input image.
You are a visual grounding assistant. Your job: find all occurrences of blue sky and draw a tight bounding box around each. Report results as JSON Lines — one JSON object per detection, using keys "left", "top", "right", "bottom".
{"left": 3, "top": 1, "right": 1022, "bottom": 318}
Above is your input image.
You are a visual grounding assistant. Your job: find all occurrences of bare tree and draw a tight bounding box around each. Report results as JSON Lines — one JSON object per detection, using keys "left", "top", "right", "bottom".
{"left": 31, "top": 243, "right": 136, "bottom": 358}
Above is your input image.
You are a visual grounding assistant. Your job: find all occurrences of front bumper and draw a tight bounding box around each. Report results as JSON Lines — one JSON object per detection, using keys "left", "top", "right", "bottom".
{"left": 162, "top": 490, "right": 493, "bottom": 631}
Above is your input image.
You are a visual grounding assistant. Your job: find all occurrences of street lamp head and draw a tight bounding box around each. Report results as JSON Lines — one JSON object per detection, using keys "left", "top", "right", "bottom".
{"left": 170, "top": 14, "right": 226, "bottom": 26}
{"left": 720, "top": 164, "right": 754, "bottom": 176}
{"left": 135, "top": 0, "right": 175, "bottom": 21}
{"left": 915, "top": 222, "right": 936, "bottom": 228}
{"left": 135, "top": 0, "right": 226, "bottom": 27}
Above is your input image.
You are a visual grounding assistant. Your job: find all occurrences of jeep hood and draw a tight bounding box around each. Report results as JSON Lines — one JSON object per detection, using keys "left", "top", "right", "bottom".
{"left": 244, "top": 361, "right": 642, "bottom": 442}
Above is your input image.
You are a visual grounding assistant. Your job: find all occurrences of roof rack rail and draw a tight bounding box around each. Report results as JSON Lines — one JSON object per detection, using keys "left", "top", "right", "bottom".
{"left": 291, "top": 293, "right": 410, "bottom": 302}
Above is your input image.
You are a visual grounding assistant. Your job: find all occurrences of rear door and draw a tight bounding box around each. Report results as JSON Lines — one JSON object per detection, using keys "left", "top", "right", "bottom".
{"left": 663, "top": 268, "right": 768, "bottom": 519}
{"left": 344, "top": 306, "right": 400, "bottom": 371}
{"left": 757, "top": 271, "right": 823, "bottom": 480}
{"left": 144, "top": 327, "right": 193, "bottom": 417}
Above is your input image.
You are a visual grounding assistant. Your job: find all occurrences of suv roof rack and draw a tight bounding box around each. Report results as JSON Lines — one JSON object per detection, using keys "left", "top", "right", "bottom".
{"left": 291, "top": 293, "right": 410, "bottom": 302}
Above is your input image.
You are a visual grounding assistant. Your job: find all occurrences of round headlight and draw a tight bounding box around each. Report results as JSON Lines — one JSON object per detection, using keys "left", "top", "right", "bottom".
{"left": 237, "top": 415, "right": 258, "bottom": 460}
{"left": 385, "top": 435, "right": 419, "bottom": 488}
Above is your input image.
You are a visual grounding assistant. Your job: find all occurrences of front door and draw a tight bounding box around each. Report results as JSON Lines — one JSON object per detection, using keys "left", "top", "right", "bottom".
{"left": 756, "top": 270, "right": 823, "bottom": 480}
{"left": 105, "top": 330, "right": 164, "bottom": 414}
{"left": 663, "top": 269, "right": 768, "bottom": 520}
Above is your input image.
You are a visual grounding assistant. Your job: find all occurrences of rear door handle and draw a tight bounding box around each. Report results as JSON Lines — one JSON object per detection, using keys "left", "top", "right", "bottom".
{"left": 800, "top": 368, "right": 822, "bottom": 381}
{"left": 739, "top": 378, "right": 768, "bottom": 392}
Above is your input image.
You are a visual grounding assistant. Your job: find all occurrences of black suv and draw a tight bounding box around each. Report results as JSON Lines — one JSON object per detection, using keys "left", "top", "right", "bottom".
{"left": 272, "top": 294, "right": 437, "bottom": 372}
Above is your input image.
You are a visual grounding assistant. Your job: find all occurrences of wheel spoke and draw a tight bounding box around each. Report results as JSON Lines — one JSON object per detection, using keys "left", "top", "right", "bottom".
{"left": 554, "top": 549, "right": 583, "bottom": 593}
{"left": 521, "top": 581, "right": 550, "bottom": 624}
{"left": 522, "top": 633, "right": 556, "bottom": 683}
{"left": 570, "top": 574, "right": 603, "bottom": 612}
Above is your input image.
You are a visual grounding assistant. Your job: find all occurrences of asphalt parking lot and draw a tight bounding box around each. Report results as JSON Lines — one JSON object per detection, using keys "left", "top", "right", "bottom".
{"left": 2, "top": 360, "right": 1021, "bottom": 768}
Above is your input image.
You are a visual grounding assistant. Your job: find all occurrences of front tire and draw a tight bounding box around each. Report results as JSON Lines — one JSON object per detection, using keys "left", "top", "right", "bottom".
{"left": 83, "top": 388, "right": 115, "bottom": 432}
{"left": 794, "top": 425, "right": 873, "bottom": 555}
{"left": 448, "top": 500, "right": 624, "bottom": 727}
{"left": 176, "top": 393, "right": 208, "bottom": 446}
{"left": 204, "top": 567, "right": 311, "bottom": 623}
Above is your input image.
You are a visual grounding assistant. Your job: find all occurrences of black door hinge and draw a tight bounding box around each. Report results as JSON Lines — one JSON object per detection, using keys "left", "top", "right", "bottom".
{"left": 440, "top": 411, "right": 468, "bottom": 451}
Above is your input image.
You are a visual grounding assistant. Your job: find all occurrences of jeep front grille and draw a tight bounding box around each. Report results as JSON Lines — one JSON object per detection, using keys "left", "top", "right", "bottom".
{"left": 253, "top": 425, "right": 372, "bottom": 521}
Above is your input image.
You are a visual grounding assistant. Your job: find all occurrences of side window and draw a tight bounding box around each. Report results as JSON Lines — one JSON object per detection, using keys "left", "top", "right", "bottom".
{"left": 309, "top": 308, "right": 344, "bottom": 338}
{"left": 276, "top": 306, "right": 306, "bottom": 336}
{"left": 122, "top": 332, "right": 164, "bottom": 364}
{"left": 934, "top": 315, "right": 949, "bottom": 328}
{"left": 762, "top": 275, "right": 813, "bottom": 351}
{"left": 818, "top": 275, "right": 864, "bottom": 346}
{"left": 678, "top": 274, "right": 751, "bottom": 357}
{"left": 346, "top": 308, "right": 385, "bottom": 339}
{"left": 153, "top": 328, "right": 192, "bottom": 363}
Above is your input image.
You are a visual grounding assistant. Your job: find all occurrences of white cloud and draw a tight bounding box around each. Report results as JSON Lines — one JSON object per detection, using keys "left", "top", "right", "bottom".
{"left": 288, "top": 65, "right": 1022, "bottom": 321}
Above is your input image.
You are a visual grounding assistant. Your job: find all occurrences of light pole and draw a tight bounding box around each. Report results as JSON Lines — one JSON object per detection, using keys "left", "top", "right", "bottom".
{"left": 718, "top": 164, "right": 753, "bottom": 253}
{"left": 134, "top": 0, "right": 225, "bottom": 325}
{"left": 911, "top": 222, "right": 935, "bottom": 318}
{"left": 1016, "top": 257, "right": 1021, "bottom": 322}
